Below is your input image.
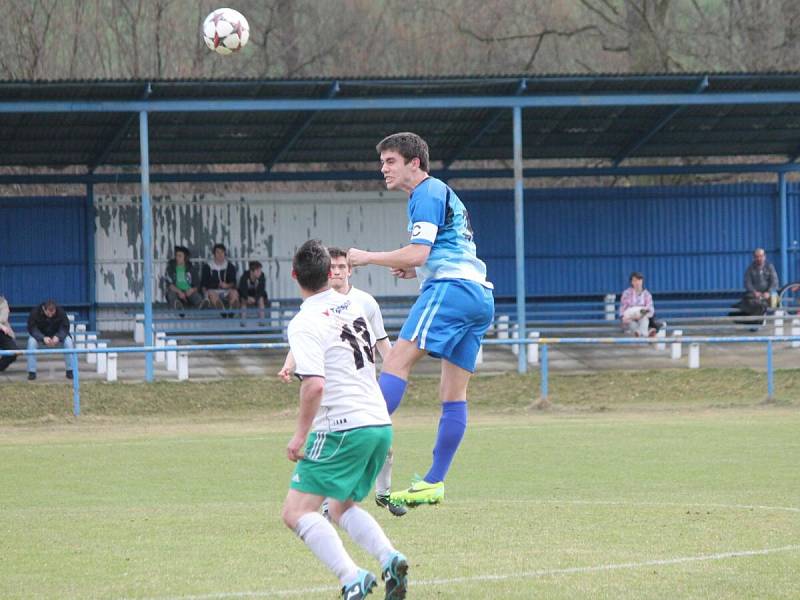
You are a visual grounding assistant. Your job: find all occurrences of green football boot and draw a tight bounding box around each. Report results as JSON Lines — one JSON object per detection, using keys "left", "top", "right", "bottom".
{"left": 389, "top": 479, "right": 444, "bottom": 507}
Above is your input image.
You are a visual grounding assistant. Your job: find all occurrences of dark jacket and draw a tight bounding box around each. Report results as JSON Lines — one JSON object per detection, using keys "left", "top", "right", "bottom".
{"left": 744, "top": 261, "right": 779, "bottom": 294}
{"left": 27, "top": 304, "right": 70, "bottom": 342}
{"left": 201, "top": 260, "right": 238, "bottom": 291}
{"left": 238, "top": 272, "right": 268, "bottom": 301}
{"left": 163, "top": 259, "right": 200, "bottom": 293}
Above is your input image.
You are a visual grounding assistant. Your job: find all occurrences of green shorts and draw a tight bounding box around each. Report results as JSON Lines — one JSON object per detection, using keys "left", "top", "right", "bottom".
{"left": 290, "top": 425, "right": 392, "bottom": 502}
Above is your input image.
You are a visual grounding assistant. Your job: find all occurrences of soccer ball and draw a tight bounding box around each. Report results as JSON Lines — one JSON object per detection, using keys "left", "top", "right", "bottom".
{"left": 202, "top": 8, "right": 250, "bottom": 55}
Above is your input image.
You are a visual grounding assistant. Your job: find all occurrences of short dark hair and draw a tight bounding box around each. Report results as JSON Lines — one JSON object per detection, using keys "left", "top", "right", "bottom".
{"left": 327, "top": 246, "right": 348, "bottom": 260}
{"left": 293, "top": 240, "right": 330, "bottom": 292}
{"left": 248, "top": 260, "right": 262, "bottom": 271}
{"left": 213, "top": 243, "right": 226, "bottom": 253}
{"left": 376, "top": 132, "right": 430, "bottom": 172}
{"left": 630, "top": 271, "right": 644, "bottom": 282}
{"left": 43, "top": 299, "right": 57, "bottom": 311}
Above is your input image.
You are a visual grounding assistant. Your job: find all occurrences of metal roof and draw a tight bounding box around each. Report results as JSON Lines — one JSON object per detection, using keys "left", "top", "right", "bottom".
{"left": 3, "top": 73, "right": 800, "bottom": 169}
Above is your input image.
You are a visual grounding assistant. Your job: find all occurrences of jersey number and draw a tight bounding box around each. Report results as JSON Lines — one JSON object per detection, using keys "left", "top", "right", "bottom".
{"left": 340, "top": 317, "right": 374, "bottom": 369}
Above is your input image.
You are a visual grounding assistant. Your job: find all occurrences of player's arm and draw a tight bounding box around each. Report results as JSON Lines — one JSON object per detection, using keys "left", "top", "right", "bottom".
{"left": 348, "top": 243, "right": 430, "bottom": 269}
{"left": 375, "top": 337, "right": 392, "bottom": 360}
{"left": 278, "top": 350, "right": 297, "bottom": 383}
{"left": 287, "top": 376, "right": 324, "bottom": 462}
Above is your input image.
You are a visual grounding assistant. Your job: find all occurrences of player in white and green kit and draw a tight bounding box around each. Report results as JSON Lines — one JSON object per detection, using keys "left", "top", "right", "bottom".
{"left": 281, "top": 239, "right": 409, "bottom": 600}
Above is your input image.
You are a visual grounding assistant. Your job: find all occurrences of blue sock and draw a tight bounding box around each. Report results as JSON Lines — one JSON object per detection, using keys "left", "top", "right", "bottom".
{"left": 424, "top": 401, "right": 468, "bottom": 483}
{"left": 378, "top": 372, "right": 407, "bottom": 415}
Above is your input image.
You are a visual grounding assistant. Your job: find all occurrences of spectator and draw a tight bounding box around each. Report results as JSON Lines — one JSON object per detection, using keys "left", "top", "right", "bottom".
{"left": 620, "top": 272, "right": 661, "bottom": 337}
{"left": 238, "top": 260, "right": 268, "bottom": 323}
{"left": 741, "top": 247, "right": 779, "bottom": 313}
{"left": 201, "top": 243, "right": 239, "bottom": 313}
{"left": 26, "top": 299, "right": 74, "bottom": 381}
{"left": 163, "top": 245, "right": 203, "bottom": 311}
{"left": 0, "top": 294, "right": 19, "bottom": 372}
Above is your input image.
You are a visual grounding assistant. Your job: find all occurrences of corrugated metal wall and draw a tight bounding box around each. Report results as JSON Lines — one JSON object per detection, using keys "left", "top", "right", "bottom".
{"left": 94, "top": 191, "right": 418, "bottom": 303}
{"left": 465, "top": 182, "right": 784, "bottom": 297}
{"left": 0, "top": 196, "right": 88, "bottom": 306}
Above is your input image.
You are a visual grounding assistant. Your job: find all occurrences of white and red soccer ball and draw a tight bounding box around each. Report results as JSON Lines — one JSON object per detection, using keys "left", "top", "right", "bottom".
{"left": 202, "top": 8, "right": 250, "bottom": 55}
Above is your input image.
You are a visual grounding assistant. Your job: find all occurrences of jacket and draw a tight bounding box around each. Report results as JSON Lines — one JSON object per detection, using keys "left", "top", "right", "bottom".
{"left": 163, "top": 259, "right": 200, "bottom": 292}
{"left": 201, "top": 260, "right": 238, "bottom": 291}
{"left": 0, "top": 295, "right": 14, "bottom": 339}
{"left": 238, "top": 272, "right": 268, "bottom": 300}
{"left": 27, "top": 304, "right": 70, "bottom": 342}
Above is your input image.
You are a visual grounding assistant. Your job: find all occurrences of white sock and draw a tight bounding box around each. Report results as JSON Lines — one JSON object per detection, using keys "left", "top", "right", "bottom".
{"left": 375, "top": 450, "right": 393, "bottom": 496}
{"left": 338, "top": 506, "right": 395, "bottom": 566}
{"left": 295, "top": 512, "right": 358, "bottom": 584}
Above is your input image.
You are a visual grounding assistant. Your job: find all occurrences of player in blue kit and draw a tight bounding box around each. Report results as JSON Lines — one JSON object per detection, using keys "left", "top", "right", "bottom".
{"left": 348, "top": 132, "right": 495, "bottom": 507}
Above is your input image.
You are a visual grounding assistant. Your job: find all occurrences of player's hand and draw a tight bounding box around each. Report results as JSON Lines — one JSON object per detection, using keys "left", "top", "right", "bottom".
{"left": 347, "top": 248, "right": 370, "bottom": 267}
{"left": 391, "top": 267, "right": 416, "bottom": 279}
{"left": 277, "top": 365, "right": 294, "bottom": 383}
{"left": 287, "top": 434, "right": 306, "bottom": 462}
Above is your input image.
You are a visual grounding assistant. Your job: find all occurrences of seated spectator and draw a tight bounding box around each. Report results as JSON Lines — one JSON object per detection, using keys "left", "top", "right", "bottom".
{"left": 238, "top": 260, "right": 268, "bottom": 323}
{"left": 734, "top": 247, "right": 779, "bottom": 318}
{"left": 620, "top": 272, "right": 662, "bottom": 337}
{"left": 0, "top": 294, "right": 19, "bottom": 372}
{"left": 26, "top": 299, "right": 74, "bottom": 381}
{"left": 163, "top": 245, "right": 203, "bottom": 311}
{"left": 201, "top": 243, "right": 240, "bottom": 313}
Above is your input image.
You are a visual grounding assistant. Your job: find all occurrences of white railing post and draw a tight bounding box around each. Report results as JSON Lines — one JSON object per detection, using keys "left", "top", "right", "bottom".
{"left": 527, "top": 331, "right": 540, "bottom": 365}
{"left": 86, "top": 333, "right": 97, "bottom": 364}
{"left": 155, "top": 331, "right": 166, "bottom": 363}
{"left": 792, "top": 318, "right": 800, "bottom": 349}
{"left": 106, "top": 353, "right": 118, "bottom": 382}
{"left": 774, "top": 309, "right": 785, "bottom": 336}
{"left": 68, "top": 313, "right": 76, "bottom": 334}
{"left": 497, "top": 314, "right": 509, "bottom": 340}
{"left": 688, "top": 343, "right": 700, "bottom": 368}
{"left": 656, "top": 327, "right": 666, "bottom": 351}
{"left": 511, "top": 324, "right": 519, "bottom": 356}
{"left": 134, "top": 313, "right": 145, "bottom": 344}
{"left": 96, "top": 342, "right": 107, "bottom": 374}
{"left": 166, "top": 339, "right": 178, "bottom": 371}
{"left": 604, "top": 294, "right": 616, "bottom": 321}
{"left": 177, "top": 352, "right": 189, "bottom": 381}
{"left": 75, "top": 324, "right": 87, "bottom": 350}
{"left": 671, "top": 330, "right": 683, "bottom": 360}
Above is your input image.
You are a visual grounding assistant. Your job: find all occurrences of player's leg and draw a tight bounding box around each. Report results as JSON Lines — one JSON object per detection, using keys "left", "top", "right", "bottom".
{"left": 375, "top": 449, "right": 407, "bottom": 516}
{"left": 379, "top": 339, "right": 425, "bottom": 414}
{"left": 328, "top": 426, "right": 408, "bottom": 599}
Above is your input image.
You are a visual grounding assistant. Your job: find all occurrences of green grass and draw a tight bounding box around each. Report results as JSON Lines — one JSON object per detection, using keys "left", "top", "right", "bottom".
{"left": 1, "top": 374, "right": 799, "bottom": 598}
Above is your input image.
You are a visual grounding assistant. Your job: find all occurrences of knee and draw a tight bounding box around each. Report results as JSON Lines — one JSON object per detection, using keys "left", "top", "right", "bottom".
{"left": 281, "top": 503, "right": 302, "bottom": 530}
{"left": 27, "top": 337, "right": 38, "bottom": 349}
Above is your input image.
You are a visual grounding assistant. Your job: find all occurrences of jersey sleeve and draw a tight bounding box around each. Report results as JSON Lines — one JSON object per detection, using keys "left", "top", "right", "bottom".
{"left": 288, "top": 319, "right": 325, "bottom": 378}
{"left": 408, "top": 184, "right": 446, "bottom": 246}
{"left": 365, "top": 296, "right": 388, "bottom": 341}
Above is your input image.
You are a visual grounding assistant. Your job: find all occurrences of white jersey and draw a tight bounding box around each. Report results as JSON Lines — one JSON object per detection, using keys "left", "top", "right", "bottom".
{"left": 287, "top": 288, "right": 391, "bottom": 433}
{"left": 346, "top": 286, "right": 388, "bottom": 341}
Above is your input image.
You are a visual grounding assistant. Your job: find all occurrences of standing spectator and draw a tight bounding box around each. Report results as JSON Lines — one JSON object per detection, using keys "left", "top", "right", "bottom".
{"left": 238, "top": 260, "right": 268, "bottom": 323}
{"left": 201, "top": 243, "right": 239, "bottom": 313}
{"left": 620, "top": 272, "right": 658, "bottom": 337}
{"left": 742, "top": 247, "right": 779, "bottom": 311}
{"left": 163, "top": 245, "right": 203, "bottom": 311}
{"left": 26, "top": 299, "right": 74, "bottom": 381}
{"left": 0, "top": 294, "right": 19, "bottom": 372}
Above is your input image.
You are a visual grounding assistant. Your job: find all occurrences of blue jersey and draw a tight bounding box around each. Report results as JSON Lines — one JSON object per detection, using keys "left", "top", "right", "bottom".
{"left": 407, "top": 177, "right": 492, "bottom": 289}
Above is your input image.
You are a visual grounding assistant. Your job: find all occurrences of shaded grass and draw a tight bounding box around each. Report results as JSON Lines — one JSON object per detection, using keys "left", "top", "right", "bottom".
{"left": 1, "top": 368, "right": 799, "bottom": 424}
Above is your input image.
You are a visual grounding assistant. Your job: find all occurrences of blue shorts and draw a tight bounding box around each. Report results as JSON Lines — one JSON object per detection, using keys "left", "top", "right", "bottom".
{"left": 400, "top": 279, "right": 494, "bottom": 372}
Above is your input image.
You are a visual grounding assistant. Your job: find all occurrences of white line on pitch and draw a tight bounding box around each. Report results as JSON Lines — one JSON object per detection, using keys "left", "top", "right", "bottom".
{"left": 136, "top": 544, "right": 800, "bottom": 600}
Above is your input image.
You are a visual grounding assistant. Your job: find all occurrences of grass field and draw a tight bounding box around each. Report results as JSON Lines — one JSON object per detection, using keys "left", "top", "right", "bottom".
{"left": 1, "top": 372, "right": 800, "bottom": 599}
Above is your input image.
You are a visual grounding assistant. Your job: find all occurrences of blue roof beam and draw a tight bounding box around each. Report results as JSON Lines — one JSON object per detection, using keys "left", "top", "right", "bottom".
{"left": 441, "top": 79, "right": 527, "bottom": 170}
{"left": 265, "top": 81, "right": 340, "bottom": 171}
{"left": 86, "top": 83, "right": 152, "bottom": 173}
{"left": 612, "top": 76, "right": 709, "bottom": 167}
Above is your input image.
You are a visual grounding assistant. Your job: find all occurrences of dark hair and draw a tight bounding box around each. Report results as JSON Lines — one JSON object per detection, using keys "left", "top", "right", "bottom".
{"left": 376, "top": 132, "right": 430, "bottom": 172}
{"left": 43, "top": 299, "right": 57, "bottom": 311}
{"left": 293, "top": 240, "right": 330, "bottom": 292}
{"left": 248, "top": 260, "right": 262, "bottom": 271}
{"left": 213, "top": 243, "right": 226, "bottom": 253}
{"left": 630, "top": 271, "right": 644, "bottom": 282}
{"left": 327, "top": 246, "right": 348, "bottom": 260}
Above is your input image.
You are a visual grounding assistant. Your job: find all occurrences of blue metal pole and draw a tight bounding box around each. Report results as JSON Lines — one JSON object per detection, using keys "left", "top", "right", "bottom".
{"left": 779, "top": 173, "right": 789, "bottom": 286}
{"left": 540, "top": 343, "right": 548, "bottom": 400}
{"left": 513, "top": 106, "right": 527, "bottom": 372}
{"left": 139, "top": 111, "right": 154, "bottom": 382}
{"left": 71, "top": 351, "right": 80, "bottom": 416}
{"left": 766, "top": 339, "right": 774, "bottom": 399}
{"left": 86, "top": 182, "right": 97, "bottom": 331}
